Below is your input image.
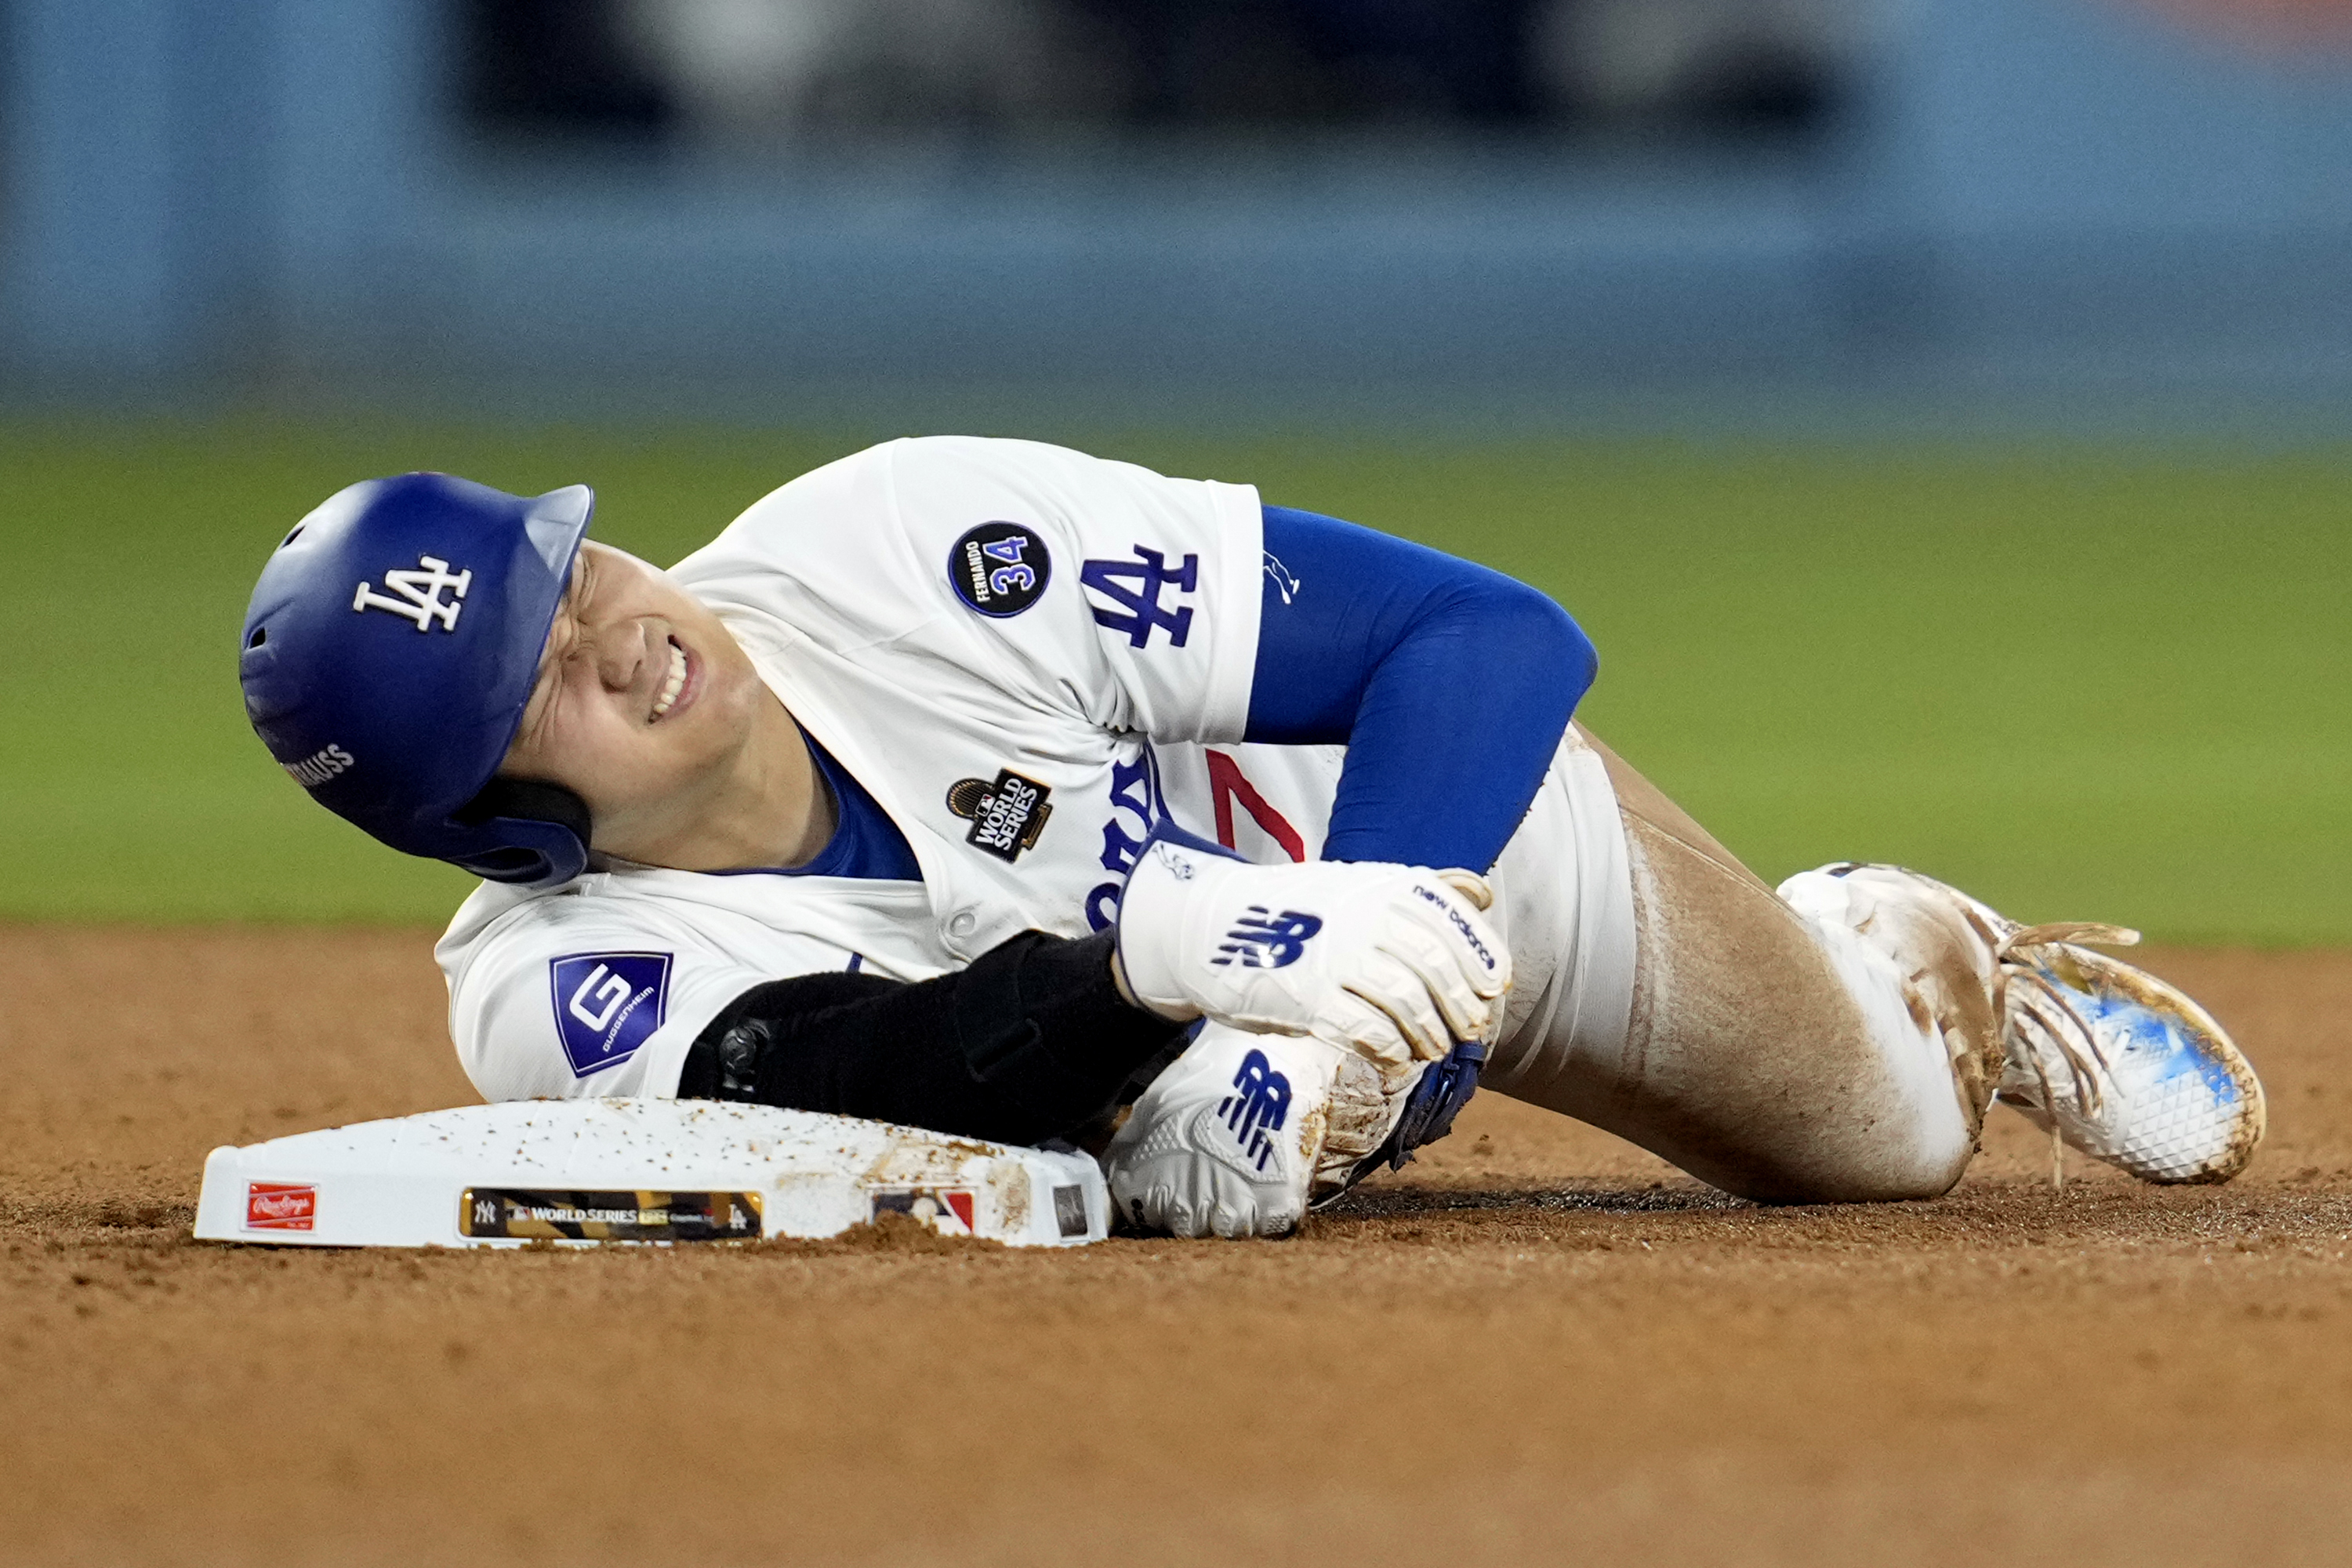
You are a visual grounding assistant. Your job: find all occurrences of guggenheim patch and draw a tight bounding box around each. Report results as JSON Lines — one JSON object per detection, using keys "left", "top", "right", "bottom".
{"left": 549, "top": 951, "right": 673, "bottom": 1078}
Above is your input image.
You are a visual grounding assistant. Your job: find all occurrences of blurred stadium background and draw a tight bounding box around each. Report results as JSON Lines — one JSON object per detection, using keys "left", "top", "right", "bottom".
{"left": 1, "top": 0, "right": 2346, "bottom": 938}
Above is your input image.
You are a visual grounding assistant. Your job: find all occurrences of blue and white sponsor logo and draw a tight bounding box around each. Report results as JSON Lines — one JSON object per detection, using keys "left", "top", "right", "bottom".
{"left": 1218, "top": 1049, "right": 1294, "bottom": 1173}
{"left": 949, "top": 521, "right": 1051, "bottom": 618}
{"left": 548, "top": 951, "right": 673, "bottom": 1078}
{"left": 1211, "top": 906, "right": 1323, "bottom": 969}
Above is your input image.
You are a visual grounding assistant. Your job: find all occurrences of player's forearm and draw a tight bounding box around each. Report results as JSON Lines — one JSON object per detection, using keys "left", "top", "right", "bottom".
{"left": 676, "top": 931, "right": 1189, "bottom": 1145}
{"left": 1248, "top": 505, "right": 1596, "bottom": 871}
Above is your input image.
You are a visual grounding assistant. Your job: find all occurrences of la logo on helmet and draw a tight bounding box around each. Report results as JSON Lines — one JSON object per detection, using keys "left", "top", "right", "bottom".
{"left": 353, "top": 556, "right": 472, "bottom": 632}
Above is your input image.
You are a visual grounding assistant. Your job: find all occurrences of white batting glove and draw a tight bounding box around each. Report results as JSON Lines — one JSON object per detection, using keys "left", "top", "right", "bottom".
{"left": 1105, "top": 1024, "right": 1330, "bottom": 1238}
{"left": 1105, "top": 1023, "right": 1418, "bottom": 1239}
{"left": 1113, "top": 822, "right": 1512, "bottom": 1081}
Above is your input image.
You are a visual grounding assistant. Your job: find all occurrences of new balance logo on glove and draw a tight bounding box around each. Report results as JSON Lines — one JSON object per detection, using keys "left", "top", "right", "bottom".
{"left": 1112, "top": 818, "right": 1510, "bottom": 1080}
{"left": 1211, "top": 906, "right": 1323, "bottom": 968}
{"left": 1414, "top": 884, "right": 1499, "bottom": 975}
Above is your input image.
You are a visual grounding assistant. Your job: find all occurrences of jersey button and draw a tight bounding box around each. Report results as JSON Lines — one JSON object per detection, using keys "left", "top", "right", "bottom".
{"left": 947, "top": 910, "right": 978, "bottom": 938}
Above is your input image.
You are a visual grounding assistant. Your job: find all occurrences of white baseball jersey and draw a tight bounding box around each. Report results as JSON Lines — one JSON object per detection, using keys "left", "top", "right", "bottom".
{"left": 434, "top": 437, "right": 1635, "bottom": 1107}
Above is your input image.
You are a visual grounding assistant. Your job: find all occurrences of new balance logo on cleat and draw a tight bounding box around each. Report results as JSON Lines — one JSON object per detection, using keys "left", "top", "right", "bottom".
{"left": 1080, "top": 545, "right": 1198, "bottom": 648}
{"left": 1211, "top": 906, "right": 1323, "bottom": 969}
{"left": 1218, "top": 1049, "right": 1294, "bottom": 1173}
{"left": 353, "top": 556, "right": 472, "bottom": 631}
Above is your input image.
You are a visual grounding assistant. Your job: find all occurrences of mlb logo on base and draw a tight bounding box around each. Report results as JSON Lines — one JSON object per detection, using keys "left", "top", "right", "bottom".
{"left": 869, "top": 1187, "right": 978, "bottom": 1236}
{"left": 245, "top": 1182, "right": 317, "bottom": 1232}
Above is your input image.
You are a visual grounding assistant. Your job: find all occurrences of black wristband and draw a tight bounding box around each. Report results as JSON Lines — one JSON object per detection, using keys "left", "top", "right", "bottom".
{"left": 677, "top": 930, "right": 1188, "bottom": 1147}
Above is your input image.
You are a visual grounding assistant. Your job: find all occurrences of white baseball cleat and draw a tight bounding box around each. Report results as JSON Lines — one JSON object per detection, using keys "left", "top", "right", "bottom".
{"left": 1813, "top": 864, "right": 2265, "bottom": 1184}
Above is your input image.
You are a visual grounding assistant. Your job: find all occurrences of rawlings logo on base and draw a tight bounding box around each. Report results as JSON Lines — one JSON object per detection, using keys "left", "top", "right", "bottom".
{"left": 245, "top": 1182, "right": 316, "bottom": 1232}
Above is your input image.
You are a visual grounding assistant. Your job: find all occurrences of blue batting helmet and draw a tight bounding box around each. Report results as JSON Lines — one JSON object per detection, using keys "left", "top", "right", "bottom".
{"left": 239, "top": 473, "right": 596, "bottom": 887}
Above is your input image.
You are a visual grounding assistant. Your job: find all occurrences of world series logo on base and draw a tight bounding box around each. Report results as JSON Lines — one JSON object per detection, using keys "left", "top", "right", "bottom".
{"left": 459, "top": 1189, "right": 761, "bottom": 1243}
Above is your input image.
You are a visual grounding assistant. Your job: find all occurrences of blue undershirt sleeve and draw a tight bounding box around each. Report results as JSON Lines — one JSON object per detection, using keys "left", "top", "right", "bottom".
{"left": 1247, "top": 506, "right": 1597, "bottom": 873}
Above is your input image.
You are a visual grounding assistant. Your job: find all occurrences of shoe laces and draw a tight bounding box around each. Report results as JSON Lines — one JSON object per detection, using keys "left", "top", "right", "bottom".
{"left": 1993, "top": 922, "right": 2140, "bottom": 1123}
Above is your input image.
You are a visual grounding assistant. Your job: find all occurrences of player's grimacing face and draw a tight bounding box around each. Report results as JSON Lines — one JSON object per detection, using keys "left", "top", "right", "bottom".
{"left": 499, "top": 542, "right": 766, "bottom": 837}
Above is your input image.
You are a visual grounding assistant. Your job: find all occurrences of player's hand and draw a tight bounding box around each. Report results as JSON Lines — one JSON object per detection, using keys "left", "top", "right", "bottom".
{"left": 1112, "top": 823, "right": 1511, "bottom": 1080}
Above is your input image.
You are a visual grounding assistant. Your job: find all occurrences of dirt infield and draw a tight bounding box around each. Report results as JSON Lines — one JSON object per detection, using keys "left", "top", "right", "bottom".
{"left": 5, "top": 927, "right": 2350, "bottom": 1566}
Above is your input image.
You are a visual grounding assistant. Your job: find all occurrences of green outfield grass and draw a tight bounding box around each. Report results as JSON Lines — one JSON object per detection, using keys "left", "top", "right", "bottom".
{"left": 4, "top": 417, "right": 2343, "bottom": 941}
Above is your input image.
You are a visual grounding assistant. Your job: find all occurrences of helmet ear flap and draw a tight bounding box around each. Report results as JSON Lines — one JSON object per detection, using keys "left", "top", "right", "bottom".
{"left": 453, "top": 779, "right": 593, "bottom": 885}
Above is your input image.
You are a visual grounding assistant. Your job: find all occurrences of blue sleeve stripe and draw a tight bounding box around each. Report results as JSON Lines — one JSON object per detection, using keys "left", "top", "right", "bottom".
{"left": 1247, "top": 506, "right": 1596, "bottom": 873}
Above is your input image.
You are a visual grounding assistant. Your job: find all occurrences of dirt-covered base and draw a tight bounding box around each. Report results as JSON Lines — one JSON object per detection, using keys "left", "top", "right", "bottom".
{"left": 5, "top": 928, "right": 2350, "bottom": 1566}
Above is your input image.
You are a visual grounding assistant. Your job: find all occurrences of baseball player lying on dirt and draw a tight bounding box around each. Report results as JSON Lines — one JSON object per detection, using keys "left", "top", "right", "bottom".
{"left": 238, "top": 438, "right": 2264, "bottom": 1237}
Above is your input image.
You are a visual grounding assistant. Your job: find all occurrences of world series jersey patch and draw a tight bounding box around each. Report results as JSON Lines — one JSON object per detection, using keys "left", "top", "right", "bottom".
{"left": 946, "top": 770, "right": 1053, "bottom": 862}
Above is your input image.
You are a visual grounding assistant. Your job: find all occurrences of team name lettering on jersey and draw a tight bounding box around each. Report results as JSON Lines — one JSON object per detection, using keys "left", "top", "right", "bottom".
{"left": 1205, "top": 750, "right": 1306, "bottom": 862}
{"left": 1218, "top": 1049, "right": 1294, "bottom": 1174}
{"left": 352, "top": 555, "right": 472, "bottom": 631}
{"left": 548, "top": 952, "right": 673, "bottom": 1077}
{"left": 1080, "top": 546, "right": 1197, "bottom": 648}
{"left": 946, "top": 769, "right": 1054, "bottom": 862}
{"left": 1085, "top": 746, "right": 1166, "bottom": 930}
